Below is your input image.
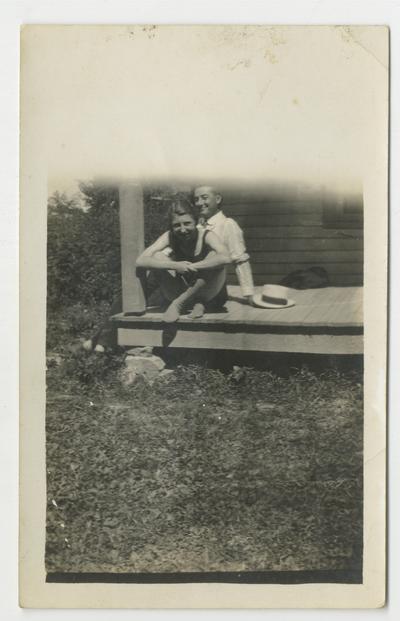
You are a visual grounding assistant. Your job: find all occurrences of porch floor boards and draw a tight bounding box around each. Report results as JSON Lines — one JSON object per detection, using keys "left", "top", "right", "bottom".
{"left": 113, "top": 286, "right": 363, "bottom": 354}
{"left": 114, "top": 286, "right": 363, "bottom": 329}
{"left": 113, "top": 287, "right": 363, "bottom": 355}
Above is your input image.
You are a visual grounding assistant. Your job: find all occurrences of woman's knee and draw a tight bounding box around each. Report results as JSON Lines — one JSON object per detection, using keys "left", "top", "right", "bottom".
{"left": 200, "top": 266, "right": 225, "bottom": 281}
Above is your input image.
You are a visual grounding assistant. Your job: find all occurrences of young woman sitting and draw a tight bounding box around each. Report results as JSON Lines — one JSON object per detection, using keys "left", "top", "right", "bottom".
{"left": 136, "top": 198, "right": 230, "bottom": 323}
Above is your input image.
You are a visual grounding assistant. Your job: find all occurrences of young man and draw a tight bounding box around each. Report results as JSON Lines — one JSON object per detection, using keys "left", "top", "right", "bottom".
{"left": 193, "top": 185, "right": 255, "bottom": 304}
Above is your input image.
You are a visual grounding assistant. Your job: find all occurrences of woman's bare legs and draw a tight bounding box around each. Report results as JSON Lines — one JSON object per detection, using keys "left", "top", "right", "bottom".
{"left": 161, "top": 267, "right": 226, "bottom": 323}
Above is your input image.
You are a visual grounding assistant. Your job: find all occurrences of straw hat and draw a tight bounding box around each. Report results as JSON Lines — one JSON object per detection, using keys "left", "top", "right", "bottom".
{"left": 253, "top": 284, "right": 295, "bottom": 309}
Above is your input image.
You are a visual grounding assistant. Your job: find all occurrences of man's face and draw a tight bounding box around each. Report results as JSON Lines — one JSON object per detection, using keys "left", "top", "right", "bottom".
{"left": 193, "top": 186, "right": 222, "bottom": 221}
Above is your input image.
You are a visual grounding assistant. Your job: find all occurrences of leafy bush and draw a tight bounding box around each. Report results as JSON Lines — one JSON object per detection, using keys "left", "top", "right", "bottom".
{"left": 47, "top": 181, "right": 186, "bottom": 315}
{"left": 46, "top": 301, "right": 111, "bottom": 351}
{"left": 62, "top": 303, "right": 98, "bottom": 336}
{"left": 56, "top": 348, "right": 125, "bottom": 388}
{"left": 47, "top": 185, "right": 121, "bottom": 310}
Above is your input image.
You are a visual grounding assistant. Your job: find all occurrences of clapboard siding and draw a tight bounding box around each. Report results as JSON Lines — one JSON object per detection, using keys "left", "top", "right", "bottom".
{"left": 244, "top": 238, "right": 363, "bottom": 251}
{"left": 227, "top": 263, "right": 363, "bottom": 275}
{"left": 244, "top": 226, "right": 363, "bottom": 239}
{"left": 249, "top": 250, "right": 363, "bottom": 263}
{"left": 250, "top": 274, "right": 362, "bottom": 286}
{"left": 234, "top": 213, "right": 322, "bottom": 227}
{"left": 224, "top": 201, "right": 322, "bottom": 215}
{"left": 223, "top": 191, "right": 363, "bottom": 287}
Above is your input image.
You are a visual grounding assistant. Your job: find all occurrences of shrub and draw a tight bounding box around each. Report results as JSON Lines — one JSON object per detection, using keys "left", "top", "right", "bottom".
{"left": 46, "top": 301, "right": 111, "bottom": 351}
{"left": 47, "top": 184, "right": 121, "bottom": 310}
{"left": 59, "top": 349, "right": 125, "bottom": 387}
{"left": 47, "top": 182, "right": 183, "bottom": 315}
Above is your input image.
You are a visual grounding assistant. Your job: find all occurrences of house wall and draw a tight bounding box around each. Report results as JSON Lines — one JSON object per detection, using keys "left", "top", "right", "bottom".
{"left": 222, "top": 188, "right": 363, "bottom": 287}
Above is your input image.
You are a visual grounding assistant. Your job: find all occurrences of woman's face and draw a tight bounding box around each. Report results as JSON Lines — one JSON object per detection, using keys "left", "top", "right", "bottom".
{"left": 171, "top": 212, "right": 197, "bottom": 241}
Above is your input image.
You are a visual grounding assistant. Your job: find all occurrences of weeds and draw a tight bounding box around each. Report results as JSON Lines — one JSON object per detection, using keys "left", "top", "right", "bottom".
{"left": 46, "top": 346, "right": 363, "bottom": 574}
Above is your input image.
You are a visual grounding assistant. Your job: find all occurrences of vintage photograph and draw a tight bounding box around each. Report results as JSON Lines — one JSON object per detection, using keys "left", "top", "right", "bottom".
{"left": 45, "top": 177, "right": 364, "bottom": 581}
{"left": 19, "top": 24, "right": 387, "bottom": 607}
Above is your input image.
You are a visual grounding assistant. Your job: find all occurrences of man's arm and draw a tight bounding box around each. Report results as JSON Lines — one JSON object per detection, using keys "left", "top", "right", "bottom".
{"left": 223, "top": 219, "right": 255, "bottom": 299}
{"left": 235, "top": 262, "right": 255, "bottom": 299}
{"left": 191, "top": 231, "right": 230, "bottom": 270}
{"left": 136, "top": 232, "right": 197, "bottom": 273}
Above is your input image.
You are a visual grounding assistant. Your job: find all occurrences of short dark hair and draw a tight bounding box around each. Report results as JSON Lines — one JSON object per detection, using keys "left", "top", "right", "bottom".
{"left": 167, "top": 196, "right": 198, "bottom": 232}
{"left": 193, "top": 185, "right": 223, "bottom": 205}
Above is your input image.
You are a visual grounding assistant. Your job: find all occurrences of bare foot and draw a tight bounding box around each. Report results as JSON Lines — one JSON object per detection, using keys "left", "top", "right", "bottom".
{"left": 163, "top": 301, "right": 183, "bottom": 323}
{"left": 188, "top": 302, "right": 205, "bottom": 319}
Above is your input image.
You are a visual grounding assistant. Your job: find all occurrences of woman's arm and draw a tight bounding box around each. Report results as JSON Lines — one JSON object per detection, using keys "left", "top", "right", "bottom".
{"left": 136, "top": 232, "right": 197, "bottom": 273}
{"left": 193, "top": 231, "right": 231, "bottom": 270}
{"left": 136, "top": 232, "right": 176, "bottom": 269}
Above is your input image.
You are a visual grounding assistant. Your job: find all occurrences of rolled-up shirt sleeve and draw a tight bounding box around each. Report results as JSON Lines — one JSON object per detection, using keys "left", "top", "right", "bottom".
{"left": 235, "top": 261, "right": 255, "bottom": 296}
{"left": 223, "top": 219, "right": 255, "bottom": 296}
{"left": 223, "top": 219, "right": 249, "bottom": 263}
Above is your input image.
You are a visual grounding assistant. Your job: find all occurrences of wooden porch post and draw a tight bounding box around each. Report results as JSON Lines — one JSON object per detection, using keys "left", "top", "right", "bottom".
{"left": 119, "top": 182, "right": 146, "bottom": 315}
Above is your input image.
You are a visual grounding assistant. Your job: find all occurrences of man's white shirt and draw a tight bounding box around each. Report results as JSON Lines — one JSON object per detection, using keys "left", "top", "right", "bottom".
{"left": 200, "top": 210, "right": 255, "bottom": 297}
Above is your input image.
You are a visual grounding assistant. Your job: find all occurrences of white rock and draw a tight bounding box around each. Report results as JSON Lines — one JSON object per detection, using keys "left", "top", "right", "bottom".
{"left": 120, "top": 369, "right": 138, "bottom": 386}
{"left": 120, "top": 354, "right": 166, "bottom": 385}
{"left": 126, "top": 346, "right": 154, "bottom": 357}
{"left": 125, "top": 354, "right": 165, "bottom": 372}
{"left": 159, "top": 369, "right": 174, "bottom": 379}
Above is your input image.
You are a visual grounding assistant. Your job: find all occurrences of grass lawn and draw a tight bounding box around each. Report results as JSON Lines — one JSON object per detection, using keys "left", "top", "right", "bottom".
{"left": 46, "top": 344, "right": 363, "bottom": 575}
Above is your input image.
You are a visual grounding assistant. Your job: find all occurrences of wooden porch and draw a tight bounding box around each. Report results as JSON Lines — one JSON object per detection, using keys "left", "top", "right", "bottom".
{"left": 112, "top": 285, "right": 363, "bottom": 355}
{"left": 115, "top": 182, "right": 363, "bottom": 355}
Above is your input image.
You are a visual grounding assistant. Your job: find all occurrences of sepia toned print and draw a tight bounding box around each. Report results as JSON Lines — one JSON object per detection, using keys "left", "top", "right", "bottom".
{"left": 20, "top": 25, "right": 387, "bottom": 608}
{"left": 45, "top": 179, "right": 363, "bottom": 580}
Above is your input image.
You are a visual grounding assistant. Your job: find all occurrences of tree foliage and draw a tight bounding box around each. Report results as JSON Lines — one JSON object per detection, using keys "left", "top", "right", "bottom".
{"left": 47, "top": 181, "right": 184, "bottom": 311}
{"left": 47, "top": 184, "right": 120, "bottom": 310}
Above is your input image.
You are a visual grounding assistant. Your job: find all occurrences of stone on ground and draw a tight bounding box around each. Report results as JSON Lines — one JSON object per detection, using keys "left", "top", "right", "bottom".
{"left": 126, "top": 346, "right": 154, "bottom": 356}
{"left": 120, "top": 352, "right": 167, "bottom": 385}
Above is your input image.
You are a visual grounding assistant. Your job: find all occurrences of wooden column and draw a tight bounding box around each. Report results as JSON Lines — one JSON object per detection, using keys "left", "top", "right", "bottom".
{"left": 119, "top": 182, "right": 146, "bottom": 314}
